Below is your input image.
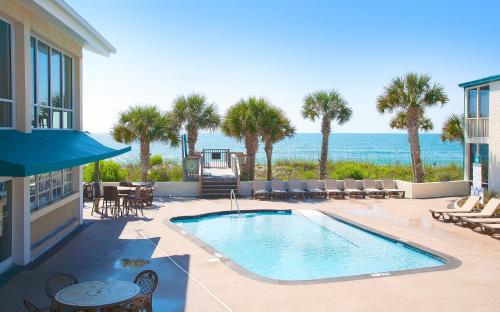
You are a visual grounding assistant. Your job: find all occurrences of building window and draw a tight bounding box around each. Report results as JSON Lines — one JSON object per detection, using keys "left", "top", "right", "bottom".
{"left": 31, "top": 37, "right": 73, "bottom": 129}
{"left": 29, "top": 168, "right": 74, "bottom": 212}
{"left": 467, "top": 86, "right": 489, "bottom": 119}
{"left": 479, "top": 86, "right": 489, "bottom": 118}
{"left": 0, "top": 18, "right": 12, "bottom": 128}
{"left": 467, "top": 89, "right": 477, "bottom": 118}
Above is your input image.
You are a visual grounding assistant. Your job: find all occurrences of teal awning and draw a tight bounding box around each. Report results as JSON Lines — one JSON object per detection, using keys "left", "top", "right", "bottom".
{"left": 0, "top": 130, "right": 130, "bottom": 177}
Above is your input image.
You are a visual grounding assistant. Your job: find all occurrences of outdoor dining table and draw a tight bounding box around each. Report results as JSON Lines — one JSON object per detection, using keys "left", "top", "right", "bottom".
{"left": 54, "top": 280, "right": 140, "bottom": 311}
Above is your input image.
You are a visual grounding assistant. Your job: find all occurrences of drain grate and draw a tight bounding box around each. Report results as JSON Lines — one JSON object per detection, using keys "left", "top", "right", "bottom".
{"left": 115, "top": 258, "right": 151, "bottom": 269}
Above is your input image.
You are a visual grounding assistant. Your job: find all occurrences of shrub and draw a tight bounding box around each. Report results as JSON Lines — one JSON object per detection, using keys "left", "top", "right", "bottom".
{"left": 149, "top": 154, "right": 164, "bottom": 167}
{"left": 330, "top": 162, "right": 367, "bottom": 180}
{"left": 82, "top": 160, "right": 127, "bottom": 182}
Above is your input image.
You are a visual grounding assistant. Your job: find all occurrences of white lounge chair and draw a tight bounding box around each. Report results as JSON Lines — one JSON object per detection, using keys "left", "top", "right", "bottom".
{"left": 460, "top": 217, "right": 500, "bottom": 228}
{"left": 363, "top": 179, "right": 386, "bottom": 198}
{"left": 324, "top": 179, "right": 345, "bottom": 199}
{"left": 288, "top": 180, "right": 306, "bottom": 199}
{"left": 479, "top": 223, "right": 500, "bottom": 235}
{"left": 306, "top": 180, "right": 327, "bottom": 198}
{"left": 271, "top": 180, "right": 288, "bottom": 199}
{"left": 446, "top": 198, "right": 500, "bottom": 224}
{"left": 253, "top": 179, "right": 270, "bottom": 200}
{"left": 429, "top": 195, "right": 480, "bottom": 220}
{"left": 344, "top": 179, "right": 365, "bottom": 198}
{"left": 382, "top": 179, "right": 405, "bottom": 198}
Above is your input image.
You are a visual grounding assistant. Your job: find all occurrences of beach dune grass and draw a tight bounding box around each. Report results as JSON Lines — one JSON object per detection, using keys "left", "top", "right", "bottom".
{"left": 255, "top": 160, "right": 462, "bottom": 182}
{"left": 84, "top": 159, "right": 462, "bottom": 183}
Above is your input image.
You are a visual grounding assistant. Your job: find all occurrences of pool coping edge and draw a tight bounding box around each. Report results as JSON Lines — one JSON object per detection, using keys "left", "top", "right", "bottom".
{"left": 166, "top": 209, "right": 462, "bottom": 285}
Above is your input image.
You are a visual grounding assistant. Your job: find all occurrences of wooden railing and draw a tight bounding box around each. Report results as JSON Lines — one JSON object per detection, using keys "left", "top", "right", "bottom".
{"left": 231, "top": 154, "right": 241, "bottom": 194}
{"left": 466, "top": 118, "right": 488, "bottom": 139}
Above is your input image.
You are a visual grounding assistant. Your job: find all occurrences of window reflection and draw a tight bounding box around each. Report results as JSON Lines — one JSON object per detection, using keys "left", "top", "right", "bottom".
{"left": 37, "top": 42, "right": 49, "bottom": 106}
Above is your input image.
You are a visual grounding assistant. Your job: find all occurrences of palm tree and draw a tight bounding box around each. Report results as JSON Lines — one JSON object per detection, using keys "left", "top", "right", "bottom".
{"left": 441, "top": 113, "right": 464, "bottom": 143}
{"left": 173, "top": 93, "right": 221, "bottom": 155}
{"left": 222, "top": 97, "right": 268, "bottom": 181}
{"left": 111, "top": 105, "right": 179, "bottom": 181}
{"left": 259, "top": 106, "right": 296, "bottom": 181}
{"left": 302, "top": 90, "right": 352, "bottom": 180}
{"left": 377, "top": 73, "right": 448, "bottom": 183}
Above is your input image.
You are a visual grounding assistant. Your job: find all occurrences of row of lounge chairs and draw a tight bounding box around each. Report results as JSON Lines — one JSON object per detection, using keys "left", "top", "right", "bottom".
{"left": 429, "top": 196, "right": 500, "bottom": 236}
{"left": 253, "top": 178, "right": 405, "bottom": 200}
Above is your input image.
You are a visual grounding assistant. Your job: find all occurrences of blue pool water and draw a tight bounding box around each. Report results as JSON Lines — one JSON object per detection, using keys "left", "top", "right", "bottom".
{"left": 173, "top": 210, "right": 445, "bottom": 281}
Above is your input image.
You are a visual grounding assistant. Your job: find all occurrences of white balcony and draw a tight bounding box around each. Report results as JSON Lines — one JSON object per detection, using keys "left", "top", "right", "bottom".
{"left": 466, "top": 118, "right": 489, "bottom": 139}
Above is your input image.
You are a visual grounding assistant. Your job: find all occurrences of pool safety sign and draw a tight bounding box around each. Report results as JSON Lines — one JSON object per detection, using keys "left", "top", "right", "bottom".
{"left": 471, "top": 154, "right": 484, "bottom": 204}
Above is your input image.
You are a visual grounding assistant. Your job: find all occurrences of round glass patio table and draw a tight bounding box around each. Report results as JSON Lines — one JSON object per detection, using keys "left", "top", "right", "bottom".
{"left": 55, "top": 280, "right": 140, "bottom": 310}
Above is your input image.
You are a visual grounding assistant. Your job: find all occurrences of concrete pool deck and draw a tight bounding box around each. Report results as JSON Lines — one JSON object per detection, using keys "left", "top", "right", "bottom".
{"left": 1, "top": 196, "right": 499, "bottom": 311}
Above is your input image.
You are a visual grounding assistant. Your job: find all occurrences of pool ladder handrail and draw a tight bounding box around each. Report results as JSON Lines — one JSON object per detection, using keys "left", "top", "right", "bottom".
{"left": 230, "top": 189, "right": 240, "bottom": 214}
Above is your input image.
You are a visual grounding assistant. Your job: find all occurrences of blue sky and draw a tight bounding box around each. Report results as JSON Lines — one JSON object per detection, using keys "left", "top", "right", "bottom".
{"left": 66, "top": 0, "right": 500, "bottom": 133}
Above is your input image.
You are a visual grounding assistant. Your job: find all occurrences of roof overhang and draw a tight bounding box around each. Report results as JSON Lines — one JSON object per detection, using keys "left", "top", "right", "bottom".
{"left": 458, "top": 74, "right": 500, "bottom": 89}
{"left": 19, "top": 0, "right": 116, "bottom": 56}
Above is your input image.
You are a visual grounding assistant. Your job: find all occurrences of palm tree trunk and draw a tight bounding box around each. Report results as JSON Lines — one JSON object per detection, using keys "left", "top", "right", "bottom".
{"left": 93, "top": 161, "right": 100, "bottom": 182}
{"left": 187, "top": 129, "right": 197, "bottom": 156}
{"left": 406, "top": 110, "right": 425, "bottom": 183}
{"left": 319, "top": 116, "right": 331, "bottom": 180}
{"left": 245, "top": 135, "right": 258, "bottom": 181}
{"left": 264, "top": 141, "right": 273, "bottom": 181}
{"left": 140, "top": 137, "right": 150, "bottom": 181}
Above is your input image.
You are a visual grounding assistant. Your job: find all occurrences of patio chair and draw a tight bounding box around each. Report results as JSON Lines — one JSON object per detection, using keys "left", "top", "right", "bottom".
{"left": 119, "top": 181, "right": 133, "bottom": 195}
{"left": 429, "top": 195, "right": 480, "bottom": 220}
{"left": 133, "top": 270, "right": 159, "bottom": 312}
{"left": 382, "top": 179, "right": 405, "bottom": 198}
{"left": 23, "top": 299, "right": 49, "bottom": 312}
{"left": 271, "top": 180, "right": 288, "bottom": 199}
{"left": 103, "top": 186, "right": 121, "bottom": 217}
{"left": 253, "top": 179, "right": 270, "bottom": 200}
{"left": 446, "top": 198, "right": 500, "bottom": 224}
{"left": 363, "top": 179, "right": 386, "bottom": 198}
{"left": 343, "top": 179, "right": 365, "bottom": 199}
{"left": 44, "top": 273, "right": 78, "bottom": 311}
{"left": 128, "top": 186, "right": 145, "bottom": 216}
{"left": 83, "top": 182, "right": 94, "bottom": 201}
{"left": 324, "top": 179, "right": 345, "bottom": 199}
{"left": 306, "top": 180, "right": 327, "bottom": 198}
{"left": 288, "top": 180, "right": 306, "bottom": 199}
{"left": 142, "top": 186, "right": 154, "bottom": 207}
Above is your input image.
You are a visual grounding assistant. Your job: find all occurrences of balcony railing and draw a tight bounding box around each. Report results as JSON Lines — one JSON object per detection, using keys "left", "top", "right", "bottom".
{"left": 466, "top": 118, "right": 488, "bottom": 139}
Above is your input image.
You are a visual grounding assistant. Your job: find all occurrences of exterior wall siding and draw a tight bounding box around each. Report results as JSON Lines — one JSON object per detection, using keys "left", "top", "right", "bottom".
{"left": 488, "top": 81, "right": 500, "bottom": 192}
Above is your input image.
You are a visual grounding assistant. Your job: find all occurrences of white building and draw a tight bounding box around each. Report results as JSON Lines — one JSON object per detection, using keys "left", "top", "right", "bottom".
{"left": 460, "top": 74, "right": 500, "bottom": 192}
{"left": 0, "top": 0, "right": 129, "bottom": 273}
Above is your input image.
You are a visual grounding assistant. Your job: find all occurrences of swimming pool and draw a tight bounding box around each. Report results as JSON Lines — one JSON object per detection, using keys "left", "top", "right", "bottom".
{"left": 171, "top": 210, "right": 453, "bottom": 282}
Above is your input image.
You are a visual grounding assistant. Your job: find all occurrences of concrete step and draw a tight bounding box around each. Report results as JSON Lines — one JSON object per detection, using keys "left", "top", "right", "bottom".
{"left": 202, "top": 188, "right": 236, "bottom": 194}
{"left": 202, "top": 184, "right": 237, "bottom": 189}
{"left": 200, "top": 193, "right": 235, "bottom": 198}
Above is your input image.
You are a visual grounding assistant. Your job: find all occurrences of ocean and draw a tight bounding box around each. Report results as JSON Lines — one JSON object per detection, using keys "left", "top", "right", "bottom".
{"left": 94, "top": 132, "right": 463, "bottom": 166}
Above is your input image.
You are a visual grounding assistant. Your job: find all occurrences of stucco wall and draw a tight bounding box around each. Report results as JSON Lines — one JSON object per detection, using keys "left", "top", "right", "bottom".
{"left": 488, "top": 81, "right": 500, "bottom": 192}
{"left": 396, "top": 180, "right": 470, "bottom": 199}
{"left": 30, "top": 197, "right": 79, "bottom": 246}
